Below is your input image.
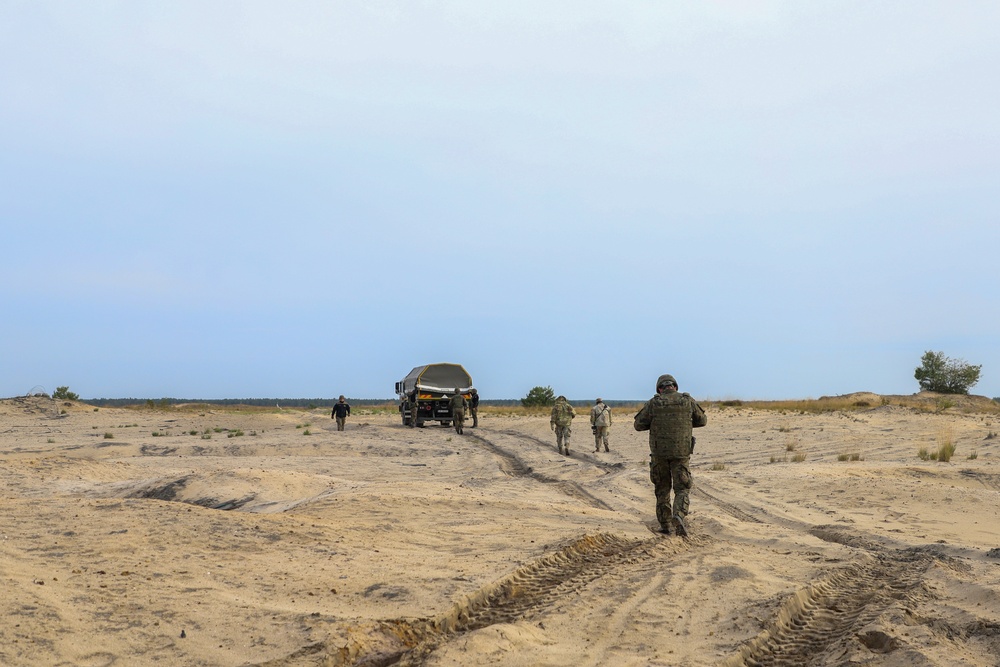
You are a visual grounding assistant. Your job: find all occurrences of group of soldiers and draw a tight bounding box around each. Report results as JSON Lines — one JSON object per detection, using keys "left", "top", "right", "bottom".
{"left": 338, "top": 373, "right": 707, "bottom": 538}
{"left": 549, "top": 395, "right": 612, "bottom": 455}
{"left": 550, "top": 374, "right": 707, "bottom": 537}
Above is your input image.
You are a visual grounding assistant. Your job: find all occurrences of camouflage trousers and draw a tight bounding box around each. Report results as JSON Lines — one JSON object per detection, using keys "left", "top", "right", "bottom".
{"left": 649, "top": 456, "right": 691, "bottom": 528}
{"left": 452, "top": 410, "right": 465, "bottom": 435}
{"left": 554, "top": 425, "right": 571, "bottom": 453}
{"left": 335, "top": 417, "right": 346, "bottom": 431}
{"left": 593, "top": 425, "right": 610, "bottom": 451}
{"left": 469, "top": 407, "right": 478, "bottom": 428}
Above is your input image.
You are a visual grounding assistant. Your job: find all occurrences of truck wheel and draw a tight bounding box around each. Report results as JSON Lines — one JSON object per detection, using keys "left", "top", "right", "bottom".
{"left": 441, "top": 421, "right": 451, "bottom": 427}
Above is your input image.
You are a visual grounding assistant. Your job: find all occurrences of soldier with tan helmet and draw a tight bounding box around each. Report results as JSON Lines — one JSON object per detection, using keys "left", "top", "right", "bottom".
{"left": 591, "top": 397, "right": 612, "bottom": 452}
{"left": 634, "top": 374, "right": 707, "bottom": 537}
{"left": 550, "top": 395, "right": 575, "bottom": 455}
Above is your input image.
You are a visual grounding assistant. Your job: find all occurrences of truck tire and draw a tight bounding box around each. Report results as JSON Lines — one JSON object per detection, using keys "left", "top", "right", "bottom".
{"left": 441, "top": 421, "right": 451, "bottom": 427}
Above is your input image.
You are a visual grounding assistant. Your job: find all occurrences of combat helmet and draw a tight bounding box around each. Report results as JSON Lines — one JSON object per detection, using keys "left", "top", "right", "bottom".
{"left": 656, "top": 374, "right": 677, "bottom": 391}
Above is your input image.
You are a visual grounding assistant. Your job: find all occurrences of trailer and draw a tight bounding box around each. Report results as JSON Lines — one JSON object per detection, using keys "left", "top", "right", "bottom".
{"left": 395, "top": 363, "right": 473, "bottom": 427}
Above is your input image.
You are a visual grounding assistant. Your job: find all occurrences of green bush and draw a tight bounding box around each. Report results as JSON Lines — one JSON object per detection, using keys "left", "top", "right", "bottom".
{"left": 915, "top": 350, "right": 981, "bottom": 395}
{"left": 53, "top": 386, "right": 79, "bottom": 401}
{"left": 521, "top": 386, "right": 556, "bottom": 407}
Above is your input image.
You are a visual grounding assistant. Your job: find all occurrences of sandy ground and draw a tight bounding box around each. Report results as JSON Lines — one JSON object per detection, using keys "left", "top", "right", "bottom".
{"left": 2, "top": 395, "right": 1000, "bottom": 666}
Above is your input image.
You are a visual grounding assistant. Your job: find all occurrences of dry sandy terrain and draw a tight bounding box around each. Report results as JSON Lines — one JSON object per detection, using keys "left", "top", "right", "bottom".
{"left": 2, "top": 393, "right": 1000, "bottom": 666}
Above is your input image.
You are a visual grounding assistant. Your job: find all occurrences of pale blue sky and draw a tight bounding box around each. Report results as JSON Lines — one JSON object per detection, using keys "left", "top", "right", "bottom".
{"left": 3, "top": 2, "right": 998, "bottom": 400}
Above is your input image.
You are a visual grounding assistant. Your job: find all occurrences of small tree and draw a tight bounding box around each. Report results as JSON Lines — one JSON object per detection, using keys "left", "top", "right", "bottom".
{"left": 53, "top": 386, "right": 79, "bottom": 401}
{"left": 914, "top": 351, "right": 982, "bottom": 395}
{"left": 521, "top": 385, "right": 556, "bottom": 407}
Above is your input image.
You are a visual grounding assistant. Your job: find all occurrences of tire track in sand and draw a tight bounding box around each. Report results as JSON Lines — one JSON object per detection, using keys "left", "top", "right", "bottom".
{"left": 465, "top": 432, "right": 614, "bottom": 511}
{"left": 258, "top": 532, "right": 700, "bottom": 667}
{"left": 721, "top": 546, "right": 938, "bottom": 667}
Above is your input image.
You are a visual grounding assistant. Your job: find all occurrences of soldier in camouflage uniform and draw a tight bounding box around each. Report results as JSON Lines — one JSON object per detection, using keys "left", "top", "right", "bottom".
{"left": 408, "top": 388, "right": 419, "bottom": 428}
{"left": 549, "top": 395, "right": 575, "bottom": 455}
{"left": 590, "top": 397, "right": 612, "bottom": 452}
{"left": 634, "top": 374, "right": 707, "bottom": 537}
{"left": 469, "top": 388, "right": 480, "bottom": 428}
{"left": 448, "top": 388, "right": 468, "bottom": 435}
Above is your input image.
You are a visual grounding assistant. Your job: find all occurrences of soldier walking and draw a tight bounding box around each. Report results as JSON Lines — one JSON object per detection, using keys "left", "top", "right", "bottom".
{"left": 448, "top": 388, "right": 468, "bottom": 435}
{"left": 331, "top": 395, "right": 351, "bottom": 431}
{"left": 408, "top": 388, "right": 419, "bottom": 428}
{"left": 590, "top": 397, "right": 612, "bottom": 452}
{"left": 469, "top": 388, "right": 480, "bottom": 428}
{"left": 634, "top": 374, "right": 707, "bottom": 537}
{"left": 549, "top": 395, "right": 575, "bottom": 455}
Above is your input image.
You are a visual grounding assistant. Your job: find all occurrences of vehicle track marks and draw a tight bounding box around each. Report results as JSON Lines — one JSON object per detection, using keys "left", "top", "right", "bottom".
{"left": 722, "top": 547, "right": 939, "bottom": 667}
{"left": 467, "top": 433, "right": 614, "bottom": 511}
{"left": 692, "top": 485, "right": 765, "bottom": 524}
{"left": 260, "top": 532, "right": 702, "bottom": 667}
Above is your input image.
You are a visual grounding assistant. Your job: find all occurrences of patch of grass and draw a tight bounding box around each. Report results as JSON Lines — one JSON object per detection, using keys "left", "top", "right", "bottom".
{"left": 769, "top": 454, "right": 788, "bottom": 464}
{"left": 936, "top": 398, "right": 956, "bottom": 412}
{"left": 936, "top": 429, "right": 957, "bottom": 462}
{"left": 227, "top": 430, "right": 245, "bottom": 438}
{"left": 968, "top": 450, "right": 979, "bottom": 460}
{"left": 838, "top": 451, "right": 864, "bottom": 462}
{"left": 302, "top": 429, "right": 311, "bottom": 435}
{"left": 937, "top": 441, "right": 956, "bottom": 462}
{"left": 791, "top": 452, "right": 807, "bottom": 463}
{"left": 711, "top": 462, "right": 726, "bottom": 471}
{"left": 786, "top": 440, "right": 797, "bottom": 452}
{"left": 837, "top": 452, "right": 850, "bottom": 461}
{"left": 986, "top": 431, "right": 997, "bottom": 440}
{"left": 189, "top": 429, "right": 198, "bottom": 436}
{"left": 213, "top": 427, "right": 223, "bottom": 433}
{"left": 850, "top": 452, "right": 863, "bottom": 461}
{"left": 103, "top": 432, "right": 114, "bottom": 439}
{"left": 201, "top": 433, "right": 211, "bottom": 440}
{"left": 918, "top": 447, "right": 930, "bottom": 461}
{"left": 47, "top": 438, "right": 55, "bottom": 444}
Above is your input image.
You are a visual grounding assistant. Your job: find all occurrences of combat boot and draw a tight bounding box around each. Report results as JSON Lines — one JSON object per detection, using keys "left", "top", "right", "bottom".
{"left": 672, "top": 514, "right": 688, "bottom": 538}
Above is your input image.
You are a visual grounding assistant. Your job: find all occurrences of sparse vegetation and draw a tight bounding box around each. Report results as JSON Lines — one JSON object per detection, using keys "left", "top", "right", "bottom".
{"left": 791, "top": 452, "right": 807, "bottom": 463}
{"left": 103, "top": 432, "right": 114, "bottom": 439}
{"left": 227, "top": 430, "right": 245, "bottom": 438}
{"left": 918, "top": 447, "right": 930, "bottom": 461}
{"left": 302, "top": 428, "right": 311, "bottom": 435}
{"left": 711, "top": 462, "right": 726, "bottom": 471}
{"left": 968, "top": 450, "right": 979, "bottom": 460}
{"left": 936, "top": 429, "right": 957, "bottom": 462}
{"left": 937, "top": 441, "right": 956, "bottom": 462}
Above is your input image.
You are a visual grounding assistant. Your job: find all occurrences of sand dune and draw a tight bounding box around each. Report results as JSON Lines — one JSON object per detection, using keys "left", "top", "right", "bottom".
{"left": 2, "top": 395, "right": 999, "bottom": 666}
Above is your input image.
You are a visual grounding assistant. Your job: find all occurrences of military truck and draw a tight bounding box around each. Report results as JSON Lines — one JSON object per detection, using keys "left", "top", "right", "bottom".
{"left": 395, "top": 363, "right": 473, "bottom": 427}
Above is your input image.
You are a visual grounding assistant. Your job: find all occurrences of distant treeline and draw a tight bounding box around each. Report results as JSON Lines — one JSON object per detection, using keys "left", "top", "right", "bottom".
{"left": 83, "top": 397, "right": 642, "bottom": 409}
